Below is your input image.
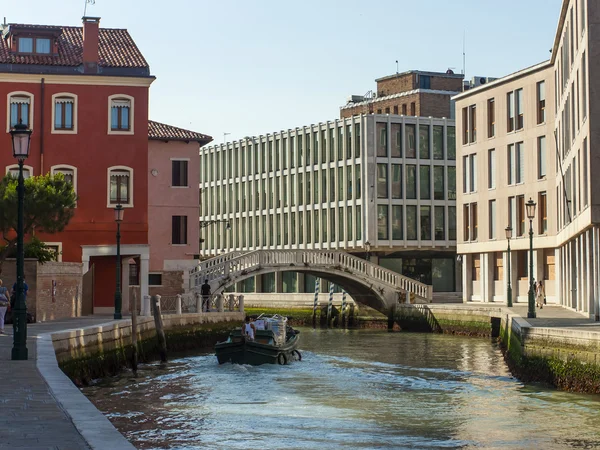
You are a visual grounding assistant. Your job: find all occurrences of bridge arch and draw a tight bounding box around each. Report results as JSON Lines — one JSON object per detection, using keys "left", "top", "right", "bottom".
{"left": 190, "top": 250, "right": 432, "bottom": 314}
{"left": 212, "top": 266, "right": 390, "bottom": 313}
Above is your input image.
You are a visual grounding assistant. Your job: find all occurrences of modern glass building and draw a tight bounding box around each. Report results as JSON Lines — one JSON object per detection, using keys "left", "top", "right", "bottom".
{"left": 200, "top": 113, "right": 459, "bottom": 297}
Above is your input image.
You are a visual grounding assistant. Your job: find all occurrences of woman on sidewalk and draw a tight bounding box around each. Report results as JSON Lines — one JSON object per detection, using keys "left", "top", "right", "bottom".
{"left": 0, "top": 280, "right": 9, "bottom": 334}
{"left": 536, "top": 281, "right": 546, "bottom": 309}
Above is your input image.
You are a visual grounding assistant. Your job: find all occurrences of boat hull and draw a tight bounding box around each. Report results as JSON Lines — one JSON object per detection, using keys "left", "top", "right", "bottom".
{"left": 215, "top": 334, "right": 300, "bottom": 365}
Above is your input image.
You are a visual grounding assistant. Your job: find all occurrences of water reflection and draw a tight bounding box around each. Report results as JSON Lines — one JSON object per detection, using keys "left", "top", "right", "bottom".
{"left": 83, "top": 328, "right": 600, "bottom": 449}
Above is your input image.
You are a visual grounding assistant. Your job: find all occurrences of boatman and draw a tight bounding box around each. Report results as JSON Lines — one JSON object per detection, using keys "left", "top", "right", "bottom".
{"left": 242, "top": 316, "right": 256, "bottom": 341}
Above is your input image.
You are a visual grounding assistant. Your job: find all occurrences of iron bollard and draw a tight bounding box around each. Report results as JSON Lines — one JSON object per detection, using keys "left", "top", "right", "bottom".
{"left": 217, "top": 294, "right": 224, "bottom": 312}
{"left": 195, "top": 293, "right": 202, "bottom": 314}
{"left": 239, "top": 294, "right": 244, "bottom": 313}
{"left": 228, "top": 294, "right": 235, "bottom": 311}
{"left": 176, "top": 294, "right": 182, "bottom": 315}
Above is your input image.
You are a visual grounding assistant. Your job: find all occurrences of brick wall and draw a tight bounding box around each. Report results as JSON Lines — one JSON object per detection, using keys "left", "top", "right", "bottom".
{"left": 1, "top": 259, "right": 38, "bottom": 317}
{"left": 149, "top": 270, "right": 184, "bottom": 297}
{"left": 419, "top": 93, "right": 453, "bottom": 119}
{"left": 341, "top": 92, "right": 453, "bottom": 119}
{"left": 430, "top": 76, "right": 463, "bottom": 91}
{"left": 1, "top": 260, "right": 83, "bottom": 322}
{"left": 376, "top": 73, "right": 415, "bottom": 96}
{"left": 341, "top": 93, "right": 421, "bottom": 119}
{"left": 36, "top": 262, "right": 83, "bottom": 322}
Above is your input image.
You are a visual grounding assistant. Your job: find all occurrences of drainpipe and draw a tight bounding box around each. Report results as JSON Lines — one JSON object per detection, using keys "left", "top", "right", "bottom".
{"left": 40, "top": 78, "right": 45, "bottom": 173}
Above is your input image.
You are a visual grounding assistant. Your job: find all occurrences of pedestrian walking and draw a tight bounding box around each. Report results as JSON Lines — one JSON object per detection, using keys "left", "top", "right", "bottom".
{"left": 201, "top": 279, "right": 211, "bottom": 312}
{"left": 11, "top": 277, "right": 28, "bottom": 308}
{"left": 536, "top": 281, "right": 545, "bottom": 309}
{"left": 0, "top": 280, "right": 8, "bottom": 335}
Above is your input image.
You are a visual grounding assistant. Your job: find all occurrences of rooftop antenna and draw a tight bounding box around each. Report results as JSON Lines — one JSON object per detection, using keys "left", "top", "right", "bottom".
{"left": 83, "top": 0, "right": 95, "bottom": 17}
{"left": 462, "top": 30, "right": 466, "bottom": 76}
{"left": 223, "top": 132, "right": 230, "bottom": 144}
{"left": 395, "top": 60, "right": 399, "bottom": 75}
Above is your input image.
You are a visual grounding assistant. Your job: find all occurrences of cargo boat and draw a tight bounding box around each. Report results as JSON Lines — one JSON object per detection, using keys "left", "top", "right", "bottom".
{"left": 215, "top": 314, "right": 301, "bottom": 365}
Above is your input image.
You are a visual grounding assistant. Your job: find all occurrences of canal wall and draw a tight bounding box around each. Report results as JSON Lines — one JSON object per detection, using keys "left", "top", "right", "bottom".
{"left": 53, "top": 313, "right": 243, "bottom": 385}
{"left": 499, "top": 314, "right": 600, "bottom": 393}
{"left": 394, "top": 304, "right": 501, "bottom": 336}
{"left": 394, "top": 304, "right": 600, "bottom": 394}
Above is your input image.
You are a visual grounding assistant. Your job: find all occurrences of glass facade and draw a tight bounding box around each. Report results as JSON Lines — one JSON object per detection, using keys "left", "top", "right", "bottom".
{"left": 199, "top": 114, "right": 457, "bottom": 293}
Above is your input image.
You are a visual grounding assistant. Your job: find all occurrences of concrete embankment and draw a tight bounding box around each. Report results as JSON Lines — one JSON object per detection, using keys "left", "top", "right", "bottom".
{"left": 53, "top": 312, "right": 243, "bottom": 385}
{"left": 395, "top": 304, "right": 600, "bottom": 394}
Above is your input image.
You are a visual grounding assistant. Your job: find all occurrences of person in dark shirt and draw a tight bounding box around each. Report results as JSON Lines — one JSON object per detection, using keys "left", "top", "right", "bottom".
{"left": 11, "top": 278, "right": 28, "bottom": 308}
{"left": 200, "top": 280, "right": 211, "bottom": 312}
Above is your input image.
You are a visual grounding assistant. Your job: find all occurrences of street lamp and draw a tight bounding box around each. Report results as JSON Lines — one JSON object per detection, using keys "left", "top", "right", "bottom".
{"left": 526, "top": 198, "right": 537, "bottom": 319}
{"left": 10, "top": 120, "right": 32, "bottom": 360}
{"left": 364, "top": 241, "right": 371, "bottom": 262}
{"left": 114, "top": 204, "right": 124, "bottom": 320}
{"left": 505, "top": 226, "right": 513, "bottom": 307}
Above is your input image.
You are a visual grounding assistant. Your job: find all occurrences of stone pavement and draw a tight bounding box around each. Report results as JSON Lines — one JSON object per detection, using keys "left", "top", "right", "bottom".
{"left": 503, "top": 304, "right": 600, "bottom": 331}
{"left": 0, "top": 316, "right": 127, "bottom": 450}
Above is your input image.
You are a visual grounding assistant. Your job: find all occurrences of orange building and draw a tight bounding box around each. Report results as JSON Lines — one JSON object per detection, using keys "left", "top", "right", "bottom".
{"left": 0, "top": 17, "right": 154, "bottom": 313}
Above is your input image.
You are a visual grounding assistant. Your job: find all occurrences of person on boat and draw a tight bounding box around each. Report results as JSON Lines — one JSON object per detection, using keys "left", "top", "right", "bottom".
{"left": 242, "top": 316, "right": 256, "bottom": 341}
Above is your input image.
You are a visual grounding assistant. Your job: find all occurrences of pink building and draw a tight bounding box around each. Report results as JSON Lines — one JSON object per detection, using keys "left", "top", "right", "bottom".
{"left": 147, "top": 120, "right": 212, "bottom": 295}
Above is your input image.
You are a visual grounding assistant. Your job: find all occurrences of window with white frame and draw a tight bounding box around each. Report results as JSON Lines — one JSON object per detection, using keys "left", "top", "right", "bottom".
{"left": 108, "top": 167, "right": 132, "bottom": 206}
{"left": 108, "top": 95, "right": 134, "bottom": 133}
{"left": 43, "top": 242, "right": 62, "bottom": 262}
{"left": 172, "top": 160, "right": 188, "bottom": 187}
{"left": 53, "top": 95, "right": 76, "bottom": 131}
{"left": 51, "top": 165, "right": 77, "bottom": 194}
{"left": 6, "top": 165, "right": 32, "bottom": 179}
{"left": 9, "top": 94, "right": 32, "bottom": 128}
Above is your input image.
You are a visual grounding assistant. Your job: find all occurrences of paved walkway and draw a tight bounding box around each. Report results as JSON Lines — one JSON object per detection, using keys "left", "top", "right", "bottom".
{"left": 0, "top": 317, "right": 119, "bottom": 450}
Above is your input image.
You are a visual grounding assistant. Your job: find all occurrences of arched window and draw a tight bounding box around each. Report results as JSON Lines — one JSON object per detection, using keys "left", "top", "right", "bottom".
{"left": 52, "top": 93, "right": 78, "bottom": 133}
{"left": 6, "top": 92, "right": 34, "bottom": 132}
{"left": 6, "top": 164, "right": 33, "bottom": 179}
{"left": 107, "top": 166, "right": 133, "bottom": 207}
{"left": 108, "top": 94, "right": 135, "bottom": 134}
{"left": 51, "top": 165, "right": 77, "bottom": 194}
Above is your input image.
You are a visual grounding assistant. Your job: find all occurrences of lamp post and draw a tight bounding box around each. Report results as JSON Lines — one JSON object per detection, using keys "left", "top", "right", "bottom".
{"left": 364, "top": 240, "right": 371, "bottom": 262}
{"left": 526, "top": 198, "right": 537, "bottom": 319}
{"left": 505, "top": 226, "right": 513, "bottom": 307}
{"left": 10, "top": 120, "right": 32, "bottom": 360}
{"left": 114, "top": 204, "right": 124, "bottom": 320}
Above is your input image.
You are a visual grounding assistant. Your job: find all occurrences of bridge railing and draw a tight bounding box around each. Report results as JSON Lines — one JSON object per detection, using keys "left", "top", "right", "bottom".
{"left": 189, "top": 250, "right": 432, "bottom": 301}
{"left": 159, "top": 293, "right": 245, "bottom": 314}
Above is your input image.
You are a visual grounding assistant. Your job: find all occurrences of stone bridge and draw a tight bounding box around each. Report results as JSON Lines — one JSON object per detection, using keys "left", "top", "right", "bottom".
{"left": 189, "top": 250, "right": 432, "bottom": 314}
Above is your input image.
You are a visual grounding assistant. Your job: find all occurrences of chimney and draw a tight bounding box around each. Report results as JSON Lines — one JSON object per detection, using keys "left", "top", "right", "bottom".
{"left": 82, "top": 16, "right": 100, "bottom": 74}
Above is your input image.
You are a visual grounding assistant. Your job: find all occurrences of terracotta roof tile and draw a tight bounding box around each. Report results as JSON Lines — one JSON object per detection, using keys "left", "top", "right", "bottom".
{"left": 0, "top": 24, "right": 148, "bottom": 69}
{"left": 148, "top": 120, "right": 213, "bottom": 144}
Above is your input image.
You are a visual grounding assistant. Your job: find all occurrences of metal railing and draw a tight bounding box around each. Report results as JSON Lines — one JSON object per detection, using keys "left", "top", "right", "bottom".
{"left": 156, "top": 293, "right": 245, "bottom": 314}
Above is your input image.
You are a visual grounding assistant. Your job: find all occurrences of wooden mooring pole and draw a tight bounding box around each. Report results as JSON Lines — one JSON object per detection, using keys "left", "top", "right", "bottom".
{"left": 131, "top": 288, "right": 138, "bottom": 377}
{"left": 152, "top": 294, "right": 167, "bottom": 363}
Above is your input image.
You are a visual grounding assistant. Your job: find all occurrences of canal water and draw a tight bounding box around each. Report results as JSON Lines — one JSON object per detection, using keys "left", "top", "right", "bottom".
{"left": 82, "top": 328, "right": 600, "bottom": 449}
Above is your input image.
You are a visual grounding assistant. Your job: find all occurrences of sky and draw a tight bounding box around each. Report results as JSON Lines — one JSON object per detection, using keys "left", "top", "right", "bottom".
{"left": 5, "top": 0, "right": 563, "bottom": 143}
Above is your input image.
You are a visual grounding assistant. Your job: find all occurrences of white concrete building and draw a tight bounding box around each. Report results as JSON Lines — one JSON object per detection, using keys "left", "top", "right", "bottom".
{"left": 200, "top": 113, "right": 460, "bottom": 297}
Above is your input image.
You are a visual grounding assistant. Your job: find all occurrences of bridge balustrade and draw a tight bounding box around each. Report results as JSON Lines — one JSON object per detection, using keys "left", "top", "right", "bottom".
{"left": 189, "top": 250, "right": 433, "bottom": 304}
